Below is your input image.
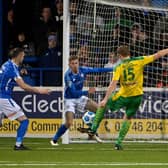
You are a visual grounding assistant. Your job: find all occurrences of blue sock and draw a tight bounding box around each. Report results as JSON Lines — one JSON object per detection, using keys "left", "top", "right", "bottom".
{"left": 53, "top": 124, "right": 68, "bottom": 141}
{"left": 16, "top": 119, "right": 29, "bottom": 146}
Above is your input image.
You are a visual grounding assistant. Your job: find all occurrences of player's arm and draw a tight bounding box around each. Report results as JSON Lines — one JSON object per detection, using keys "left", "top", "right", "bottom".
{"left": 99, "top": 65, "right": 120, "bottom": 107}
{"left": 153, "top": 49, "right": 168, "bottom": 60}
{"left": 99, "top": 80, "right": 118, "bottom": 107}
{"left": 82, "top": 67, "right": 113, "bottom": 74}
{"left": 142, "top": 49, "right": 168, "bottom": 66}
{"left": 12, "top": 65, "right": 51, "bottom": 94}
{"left": 68, "top": 84, "right": 95, "bottom": 97}
{"left": 65, "top": 74, "right": 95, "bottom": 98}
{"left": 16, "top": 78, "right": 51, "bottom": 94}
{"left": 143, "top": 49, "right": 168, "bottom": 66}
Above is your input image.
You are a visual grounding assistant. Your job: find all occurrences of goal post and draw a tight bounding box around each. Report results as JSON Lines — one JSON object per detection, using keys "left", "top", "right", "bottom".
{"left": 63, "top": 0, "right": 168, "bottom": 143}
{"left": 62, "top": 0, "right": 70, "bottom": 144}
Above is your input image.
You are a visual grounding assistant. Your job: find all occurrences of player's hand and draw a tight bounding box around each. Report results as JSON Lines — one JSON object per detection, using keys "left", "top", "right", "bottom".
{"left": 38, "top": 88, "right": 52, "bottom": 95}
{"left": 20, "top": 68, "right": 28, "bottom": 75}
{"left": 88, "top": 87, "right": 96, "bottom": 94}
{"left": 99, "top": 99, "right": 107, "bottom": 108}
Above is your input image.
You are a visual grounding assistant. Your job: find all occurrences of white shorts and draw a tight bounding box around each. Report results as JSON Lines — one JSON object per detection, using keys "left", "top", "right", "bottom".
{"left": 0, "top": 98, "right": 25, "bottom": 121}
{"left": 64, "top": 96, "right": 89, "bottom": 114}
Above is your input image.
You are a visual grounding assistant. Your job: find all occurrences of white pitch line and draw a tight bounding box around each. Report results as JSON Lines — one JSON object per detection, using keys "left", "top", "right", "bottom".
{"left": 0, "top": 162, "right": 168, "bottom": 166}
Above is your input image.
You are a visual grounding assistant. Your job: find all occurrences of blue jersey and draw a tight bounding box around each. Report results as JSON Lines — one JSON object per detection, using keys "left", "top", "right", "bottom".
{"left": 64, "top": 66, "right": 113, "bottom": 99}
{"left": 0, "top": 60, "right": 21, "bottom": 98}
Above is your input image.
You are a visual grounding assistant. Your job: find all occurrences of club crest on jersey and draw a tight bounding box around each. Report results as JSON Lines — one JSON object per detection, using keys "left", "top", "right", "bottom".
{"left": 81, "top": 73, "right": 84, "bottom": 77}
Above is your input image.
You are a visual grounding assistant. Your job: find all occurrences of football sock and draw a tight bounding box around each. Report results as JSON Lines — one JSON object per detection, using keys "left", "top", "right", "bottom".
{"left": 91, "top": 107, "right": 105, "bottom": 133}
{"left": 16, "top": 119, "right": 29, "bottom": 146}
{"left": 116, "top": 120, "right": 131, "bottom": 145}
{"left": 53, "top": 124, "right": 68, "bottom": 141}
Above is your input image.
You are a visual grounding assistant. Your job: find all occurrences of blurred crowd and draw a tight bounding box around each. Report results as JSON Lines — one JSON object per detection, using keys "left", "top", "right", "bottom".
{"left": 6, "top": 0, "right": 168, "bottom": 87}
{"left": 6, "top": 0, "right": 63, "bottom": 86}
{"left": 111, "top": 0, "right": 168, "bottom": 8}
{"left": 69, "top": 0, "right": 168, "bottom": 88}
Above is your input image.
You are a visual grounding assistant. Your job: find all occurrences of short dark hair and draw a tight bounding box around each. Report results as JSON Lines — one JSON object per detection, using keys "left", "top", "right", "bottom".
{"left": 8, "top": 48, "right": 24, "bottom": 59}
{"left": 117, "top": 45, "right": 130, "bottom": 57}
{"left": 69, "top": 55, "right": 78, "bottom": 62}
{"left": 41, "top": 6, "right": 51, "bottom": 13}
{"left": 55, "top": 0, "right": 63, "bottom": 4}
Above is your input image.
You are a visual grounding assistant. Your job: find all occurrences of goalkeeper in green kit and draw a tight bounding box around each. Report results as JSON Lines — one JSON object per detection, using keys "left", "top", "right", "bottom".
{"left": 86, "top": 45, "right": 168, "bottom": 150}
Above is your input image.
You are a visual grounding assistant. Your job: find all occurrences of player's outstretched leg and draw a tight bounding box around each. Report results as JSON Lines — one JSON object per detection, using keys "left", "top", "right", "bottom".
{"left": 14, "top": 119, "right": 29, "bottom": 150}
{"left": 91, "top": 107, "right": 106, "bottom": 133}
{"left": 114, "top": 120, "right": 131, "bottom": 150}
{"left": 80, "top": 107, "right": 106, "bottom": 136}
{"left": 50, "top": 124, "right": 68, "bottom": 146}
{"left": 89, "top": 94, "right": 113, "bottom": 135}
{"left": 51, "top": 111, "right": 73, "bottom": 146}
{"left": 84, "top": 99, "right": 103, "bottom": 143}
{"left": 114, "top": 95, "right": 141, "bottom": 150}
{"left": 77, "top": 127, "right": 103, "bottom": 143}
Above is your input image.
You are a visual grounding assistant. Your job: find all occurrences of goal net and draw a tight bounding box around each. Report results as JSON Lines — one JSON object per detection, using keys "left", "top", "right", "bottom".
{"left": 63, "top": 0, "right": 168, "bottom": 143}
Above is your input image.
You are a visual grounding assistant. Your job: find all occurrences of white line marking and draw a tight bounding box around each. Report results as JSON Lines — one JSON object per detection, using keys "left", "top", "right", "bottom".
{"left": 0, "top": 162, "right": 168, "bottom": 166}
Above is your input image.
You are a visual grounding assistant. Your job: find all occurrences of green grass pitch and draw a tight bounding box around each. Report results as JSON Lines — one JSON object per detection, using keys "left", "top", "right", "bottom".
{"left": 0, "top": 138, "right": 168, "bottom": 168}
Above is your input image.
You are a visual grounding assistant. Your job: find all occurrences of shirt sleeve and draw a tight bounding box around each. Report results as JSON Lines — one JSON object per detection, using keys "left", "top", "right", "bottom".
{"left": 112, "top": 65, "right": 120, "bottom": 81}
{"left": 11, "top": 65, "right": 21, "bottom": 81}
{"left": 81, "top": 66, "right": 113, "bottom": 74}
{"left": 142, "top": 55, "right": 155, "bottom": 66}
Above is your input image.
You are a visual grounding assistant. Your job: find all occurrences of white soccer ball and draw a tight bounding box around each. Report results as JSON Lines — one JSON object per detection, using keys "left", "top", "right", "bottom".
{"left": 82, "top": 111, "right": 95, "bottom": 126}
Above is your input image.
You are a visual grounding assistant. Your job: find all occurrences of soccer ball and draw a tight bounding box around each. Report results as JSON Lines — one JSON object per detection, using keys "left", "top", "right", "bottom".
{"left": 82, "top": 111, "right": 95, "bottom": 126}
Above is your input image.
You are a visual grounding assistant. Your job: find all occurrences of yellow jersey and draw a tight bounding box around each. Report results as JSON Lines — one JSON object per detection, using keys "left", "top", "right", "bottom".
{"left": 112, "top": 55, "right": 155, "bottom": 99}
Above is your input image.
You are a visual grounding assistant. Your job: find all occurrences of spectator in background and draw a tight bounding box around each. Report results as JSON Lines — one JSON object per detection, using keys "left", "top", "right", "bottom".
{"left": 104, "top": 52, "right": 119, "bottom": 68}
{"left": 70, "top": 0, "right": 77, "bottom": 21}
{"left": 105, "top": 8, "right": 131, "bottom": 53}
{"left": 76, "top": 42, "right": 91, "bottom": 86}
{"left": 105, "top": 8, "right": 133, "bottom": 31}
{"left": 129, "top": 23, "right": 155, "bottom": 87}
{"left": 15, "top": 32, "right": 35, "bottom": 56}
{"left": 107, "top": 24, "right": 127, "bottom": 52}
{"left": 53, "top": 0, "right": 63, "bottom": 47}
{"left": 103, "top": 52, "right": 119, "bottom": 86}
{"left": 77, "top": 42, "right": 90, "bottom": 67}
{"left": 129, "top": 23, "right": 150, "bottom": 56}
{"left": 154, "top": 12, "right": 168, "bottom": 50}
{"left": 141, "top": 0, "right": 150, "bottom": 6}
{"left": 33, "top": 6, "right": 56, "bottom": 56}
{"left": 76, "top": 6, "right": 105, "bottom": 40}
{"left": 40, "top": 33, "right": 62, "bottom": 86}
{"left": 70, "top": 21, "right": 78, "bottom": 55}
{"left": 54, "top": 0, "right": 63, "bottom": 21}
{"left": 7, "top": 9, "right": 17, "bottom": 49}
{"left": 156, "top": 59, "right": 168, "bottom": 88}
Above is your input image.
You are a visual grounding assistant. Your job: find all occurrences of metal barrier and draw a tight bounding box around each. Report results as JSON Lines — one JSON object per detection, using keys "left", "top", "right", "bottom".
{"left": 25, "top": 67, "right": 62, "bottom": 86}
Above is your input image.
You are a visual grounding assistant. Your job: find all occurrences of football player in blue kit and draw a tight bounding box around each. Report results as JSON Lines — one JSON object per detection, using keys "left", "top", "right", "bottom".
{"left": 0, "top": 48, "right": 51, "bottom": 150}
{"left": 50, "top": 55, "right": 113, "bottom": 145}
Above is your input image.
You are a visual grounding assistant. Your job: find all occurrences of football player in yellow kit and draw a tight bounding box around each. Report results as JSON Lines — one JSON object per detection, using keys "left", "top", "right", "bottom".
{"left": 89, "top": 45, "right": 168, "bottom": 150}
